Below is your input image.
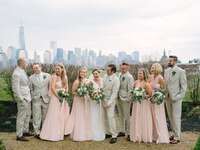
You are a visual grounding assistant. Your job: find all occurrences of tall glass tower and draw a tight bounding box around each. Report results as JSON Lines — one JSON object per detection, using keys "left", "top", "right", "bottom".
{"left": 18, "top": 25, "right": 28, "bottom": 58}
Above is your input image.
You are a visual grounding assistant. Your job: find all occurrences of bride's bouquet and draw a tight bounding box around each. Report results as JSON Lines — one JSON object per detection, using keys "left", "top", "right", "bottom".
{"left": 130, "top": 87, "right": 146, "bottom": 103}
{"left": 90, "top": 88, "right": 105, "bottom": 103}
{"left": 57, "top": 89, "right": 72, "bottom": 105}
{"left": 150, "top": 89, "right": 166, "bottom": 105}
{"left": 77, "top": 84, "right": 89, "bottom": 97}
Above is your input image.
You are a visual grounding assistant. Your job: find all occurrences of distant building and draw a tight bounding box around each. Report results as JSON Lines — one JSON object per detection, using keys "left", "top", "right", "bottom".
{"left": 160, "top": 49, "right": 168, "bottom": 63}
{"left": 54, "top": 48, "right": 65, "bottom": 64}
{"left": 0, "top": 47, "right": 9, "bottom": 70}
{"left": 50, "top": 41, "right": 57, "bottom": 61}
{"left": 68, "top": 50, "right": 76, "bottom": 64}
{"left": 43, "top": 50, "right": 52, "bottom": 64}
{"left": 131, "top": 51, "right": 140, "bottom": 63}
{"left": 18, "top": 25, "right": 28, "bottom": 58}
{"left": 7, "top": 46, "right": 17, "bottom": 66}
{"left": 33, "top": 50, "right": 41, "bottom": 63}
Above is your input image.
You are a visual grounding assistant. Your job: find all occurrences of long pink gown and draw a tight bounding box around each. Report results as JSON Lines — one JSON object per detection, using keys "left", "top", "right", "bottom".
{"left": 40, "top": 75, "right": 71, "bottom": 141}
{"left": 150, "top": 75, "right": 169, "bottom": 143}
{"left": 70, "top": 80, "right": 92, "bottom": 141}
{"left": 130, "top": 81, "right": 153, "bottom": 143}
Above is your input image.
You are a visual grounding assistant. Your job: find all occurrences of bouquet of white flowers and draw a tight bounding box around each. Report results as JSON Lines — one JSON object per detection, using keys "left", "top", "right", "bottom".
{"left": 130, "top": 87, "right": 146, "bottom": 103}
{"left": 57, "top": 89, "right": 72, "bottom": 105}
{"left": 150, "top": 90, "right": 165, "bottom": 105}
{"left": 90, "top": 88, "right": 105, "bottom": 103}
{"left": 77, "top": 84, "right": 89, "bottom": 97}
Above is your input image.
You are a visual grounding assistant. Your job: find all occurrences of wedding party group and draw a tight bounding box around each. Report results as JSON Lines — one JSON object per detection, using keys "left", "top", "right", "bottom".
{"left": 11, "top": 55, "right": 187, "bottom": 145}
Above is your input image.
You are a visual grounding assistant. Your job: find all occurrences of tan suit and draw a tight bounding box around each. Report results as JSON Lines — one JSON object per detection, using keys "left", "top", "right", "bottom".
{"left": 117, "top": 72, "right": 134, "bottom": 135}
{"left": 29, "top": 72, "right": 50, "bottom": 135}
{"left": 103, "top": 74, "right": 120, "bottom": 138}
{"left": 164, "top": 65, "right": 187, "bottom": 140}
{"left": 12, "top": 66, "right": 31, "bottom": 137}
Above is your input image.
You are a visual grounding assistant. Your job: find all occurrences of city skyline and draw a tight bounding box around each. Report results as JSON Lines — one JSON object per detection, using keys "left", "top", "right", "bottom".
{"left": 0, "top": 0, "right": 200, "bottom": 62}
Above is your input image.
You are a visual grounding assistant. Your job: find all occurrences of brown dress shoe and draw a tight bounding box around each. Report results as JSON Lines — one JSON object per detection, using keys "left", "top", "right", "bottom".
{"left": 23, "top": 132, "right": 34, "bottom": 137}
{"left": 16, "top": 136, "right": 29, "bottom": 142}
{"left": 110, "top": 138, "right": 117, "bottom": 144}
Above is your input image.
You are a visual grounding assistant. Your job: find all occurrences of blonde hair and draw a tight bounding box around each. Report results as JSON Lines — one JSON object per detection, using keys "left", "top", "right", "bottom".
{"left": 77, "top": 67, "right": 88, "bottom": 81}
{"left": 151, "top": 63, "right": 163, "bottom": 75}
{"left": 55, "top": 63, "right": 68, "bottom": 88}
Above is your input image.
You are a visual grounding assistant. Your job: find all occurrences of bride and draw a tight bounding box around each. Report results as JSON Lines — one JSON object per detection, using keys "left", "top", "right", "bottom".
{"left": 90, "top": 69, "right": 105, "bottom": 141}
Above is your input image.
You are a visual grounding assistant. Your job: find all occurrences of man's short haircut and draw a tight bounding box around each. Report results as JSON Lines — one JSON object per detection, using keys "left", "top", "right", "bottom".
{"left": 169, "top": 55, "right": 178, "bottom": 62}
{"left": 121, "top": 62, "right": 129, "bottom": 66}
{"left": 17, "top": 58, "right": 25, "bottom": 66}
{"left": 108, "top": 64, "right": 117, "bottom": 73}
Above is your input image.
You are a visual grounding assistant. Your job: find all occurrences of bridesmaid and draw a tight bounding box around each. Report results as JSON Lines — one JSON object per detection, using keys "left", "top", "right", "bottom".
{"left": 40, "top": 64, "right": 71, "bottom": 141}
{"left": 130, "top": 68, "right": 153, "bottom": 143}
{"left": 90, "top": 69, "right": 105, "bottom": 141}
{"left": 150, "top": 63, "right": 169, "bottom": 143}
{"left": 70, "top": 67, "right": 92, "bottom": 141}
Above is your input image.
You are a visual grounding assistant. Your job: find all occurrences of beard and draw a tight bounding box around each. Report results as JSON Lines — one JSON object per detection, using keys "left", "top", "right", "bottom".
{"left": 168, "top": 63, "right": 174, "bottom": 67}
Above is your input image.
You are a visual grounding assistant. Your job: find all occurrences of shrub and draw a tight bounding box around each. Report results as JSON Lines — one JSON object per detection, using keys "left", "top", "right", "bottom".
{"left": 187, "top": 106, "right": 200, "bottom": 119}
{"left": 0, "top": 140, "right": 6, "bottom": 150}
{"left": 194, "top": 136, "right": 200, "bottom": 150}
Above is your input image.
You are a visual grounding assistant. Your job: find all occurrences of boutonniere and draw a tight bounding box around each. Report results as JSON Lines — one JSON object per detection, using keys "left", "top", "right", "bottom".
{"left": 122, "top": 76, "right": 125, "bottom": 81}
{"left": 43, "top": 75, "right": 47, "bottom": 80}
{"left": 172, "top": 71, "right": 176, "bottom": 76}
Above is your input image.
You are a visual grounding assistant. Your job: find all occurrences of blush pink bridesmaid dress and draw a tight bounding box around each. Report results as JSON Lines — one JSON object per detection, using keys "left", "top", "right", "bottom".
{"left": 130, "top": 81, "right": 153, "bottom": 143}
{"left": 69, "top": 79, "right": 92, "bottom": 141}
{"left": 40, "top": 75, "right": 71, "bottom": 141}
{"left": 150, "top": 75, "right": 169, "bottom": 143}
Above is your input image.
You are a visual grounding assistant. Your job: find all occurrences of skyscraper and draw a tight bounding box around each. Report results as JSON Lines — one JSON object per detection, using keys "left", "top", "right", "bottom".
{"left": 131, "top": 51, "right": 140, "bottom": 63}
{"left": 18, "top": 24, "right": 27, "bottom": 58}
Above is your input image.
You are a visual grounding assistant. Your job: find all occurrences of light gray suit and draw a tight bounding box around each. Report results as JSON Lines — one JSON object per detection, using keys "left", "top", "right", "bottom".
{"left": 12, "top": 66, "right": 31, "bottom": 137}
{"left": 117, "top": 71, "right": 134, "bottom": 135}
{"left": 164, "top": 65, "right": 187, "bottom": 140}
{"left": 103, "top": 74, "right": 120, "bottom": 138}
{"left": 29, "top": 72, "right": 50, "bottom": 135}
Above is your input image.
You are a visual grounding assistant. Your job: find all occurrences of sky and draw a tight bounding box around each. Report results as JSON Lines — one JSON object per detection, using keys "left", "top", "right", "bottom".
{"left": 0, "top": 0, "right": 200, "bottom": 62}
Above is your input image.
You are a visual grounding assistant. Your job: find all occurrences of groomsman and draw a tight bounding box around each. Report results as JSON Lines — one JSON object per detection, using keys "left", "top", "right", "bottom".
{"left": 103, "top": 64, "right": 120, "bottom": 144}
{"left": 12, "top": 58, "right": 32, "bottom": 141}
{"left": 29, "top": 64, "right": 50, "bottom": 138}
{"left": 164, "top": 56, "right": 187, "bottom": 144}
{"left": 117, "top": 62, "right": 134, "bottom": 139}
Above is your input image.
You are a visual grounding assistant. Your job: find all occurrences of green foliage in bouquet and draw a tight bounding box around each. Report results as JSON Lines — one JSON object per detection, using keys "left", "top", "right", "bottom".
{"left": 151, "top": 90, "right": 166, "bottom": 105}
{"left": 130, "top": 87, "right": 146, "bottom": 103}
{"left": 90, "top": 88, "right": 105, "bottom": 103}
{"left": 77, "top": 84, "right": 89, "bottom": 97}
{"left": 57, "top": 89, "right": 72, "bottom": 106}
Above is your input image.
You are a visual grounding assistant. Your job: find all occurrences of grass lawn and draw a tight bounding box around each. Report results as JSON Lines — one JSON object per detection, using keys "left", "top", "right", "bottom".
{"left": 0, "top": 132, "right": 199, "bottom": 150}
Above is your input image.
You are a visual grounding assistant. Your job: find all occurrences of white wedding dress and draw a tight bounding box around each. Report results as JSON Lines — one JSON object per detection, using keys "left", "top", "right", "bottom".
{"left": 90, "top": 78, "right": 105, "bottom": 141}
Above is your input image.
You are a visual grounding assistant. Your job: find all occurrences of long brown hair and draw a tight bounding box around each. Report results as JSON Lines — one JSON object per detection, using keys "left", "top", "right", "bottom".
{"left": 77, "top": 67, "right": 87, "bottom": 82}
{"left": 55, "top": 63, "right": 68, "bottom": 88}
{"left": 138, "top": 68, "right": 149, "bottom": 82}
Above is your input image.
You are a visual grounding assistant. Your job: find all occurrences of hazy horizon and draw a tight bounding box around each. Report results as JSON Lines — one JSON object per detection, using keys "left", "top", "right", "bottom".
{"left": 1, "top": 0, "right": 200, "bottom": 62}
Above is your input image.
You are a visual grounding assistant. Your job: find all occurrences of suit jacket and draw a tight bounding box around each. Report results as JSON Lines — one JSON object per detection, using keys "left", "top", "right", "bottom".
{"left": 164, "top": 65, "right": 187, "bottom": 101}
{"left": 12, "top": 67, "right": 31, "bottom": 102}
{"left": 119, "top": 72, "right": 134, "bottom": 101}
{"left": 29, "top": 72, "right": 51, "bottom": 104}
{"left": 103, "top": 74, "right": 120, "bottom": 106}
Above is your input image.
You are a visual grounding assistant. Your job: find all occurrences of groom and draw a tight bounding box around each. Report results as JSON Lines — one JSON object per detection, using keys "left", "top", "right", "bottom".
{"left": 29, "top": 63, "right": 50, "bottom": 138}
{"left": 103, "top": 64, "right": 120, "bottom": 144}
{"left": 164, "top": 55, "right": 187, "bottom": 144}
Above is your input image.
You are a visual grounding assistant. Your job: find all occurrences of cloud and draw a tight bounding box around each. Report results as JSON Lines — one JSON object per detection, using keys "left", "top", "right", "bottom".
{"left": 0, "top": 0, "right": 200, "bottom": 62}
